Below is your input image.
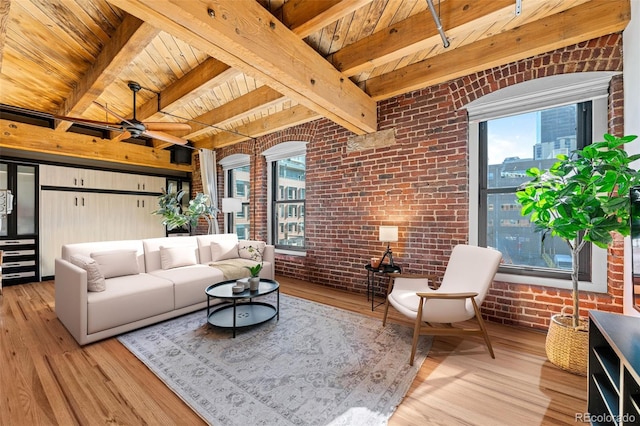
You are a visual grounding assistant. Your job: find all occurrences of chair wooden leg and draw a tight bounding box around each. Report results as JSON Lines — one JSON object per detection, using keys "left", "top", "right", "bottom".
{"left": 382, "top": 276, "right": 394, "bottom": 327}
{"left": 382, "top": 297, "right": 390, "bottom": 327}
{"left": 472, "top": 299, "right": 495, "bottom": 359}
{"left": 409, "top": 299, "right": 425, "bottom": 366}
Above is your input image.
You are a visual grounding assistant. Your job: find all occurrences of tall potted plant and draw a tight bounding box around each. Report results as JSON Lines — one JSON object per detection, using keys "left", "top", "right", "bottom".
{"left": 516, "top": 134, "right": 640, "bottom": 375}
{"left": 153, "top": 186, "right": 218, "bottom": 234}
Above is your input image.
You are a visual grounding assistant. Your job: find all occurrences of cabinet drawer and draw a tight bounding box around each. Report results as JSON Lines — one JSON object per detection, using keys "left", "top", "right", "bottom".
{"left": 2, "top": 270, "right": 36, "bottom": 279}
{"left": 2, "top": 260, "right": 36, "bottom": 268}
{"left": 2, "top": 249, "right": 36, "bottom": 257}
{"left": 0, "top": 239, "right": 36, "bottom": 247}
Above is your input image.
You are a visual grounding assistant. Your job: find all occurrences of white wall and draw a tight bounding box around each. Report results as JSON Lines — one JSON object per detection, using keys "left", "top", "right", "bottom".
{"left": 624, "top": 0, "right": 640, "bottom": 316}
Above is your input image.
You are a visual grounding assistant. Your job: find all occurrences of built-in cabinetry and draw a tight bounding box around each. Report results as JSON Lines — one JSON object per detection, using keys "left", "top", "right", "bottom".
{"left": 1, "top": 161, "right": 39, "bottom": 286}
{"left": 39, "top": 165, "right": 169, "bottom": 277}
{"left": 588, "top": 310, "right": 640, "bottom": 426}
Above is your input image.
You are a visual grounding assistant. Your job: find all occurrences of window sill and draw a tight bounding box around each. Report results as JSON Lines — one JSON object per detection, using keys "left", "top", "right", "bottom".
{"left": 275, "top": 249, "right": 306, "bottom": 257}
{"left": 494, "top": 272, "right": 607, "bottom": 294}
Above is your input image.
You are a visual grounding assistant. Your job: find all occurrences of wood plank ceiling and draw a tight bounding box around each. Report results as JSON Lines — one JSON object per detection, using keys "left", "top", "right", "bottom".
{"left": 0, "top": 0, "right": 632, "bottom": 170}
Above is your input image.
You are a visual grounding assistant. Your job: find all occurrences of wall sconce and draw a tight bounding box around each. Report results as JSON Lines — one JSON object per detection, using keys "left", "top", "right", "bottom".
{"left": 221, "top": 198, "right": 242, "bottom": 233}
{"left": 378, "top": 226, "right": 398, "bottom": 267}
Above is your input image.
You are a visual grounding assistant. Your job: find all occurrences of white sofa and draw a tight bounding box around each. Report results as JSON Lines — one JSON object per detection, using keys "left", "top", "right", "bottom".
{"left": 55, "top": 234, "right": 274, "bottom": 345}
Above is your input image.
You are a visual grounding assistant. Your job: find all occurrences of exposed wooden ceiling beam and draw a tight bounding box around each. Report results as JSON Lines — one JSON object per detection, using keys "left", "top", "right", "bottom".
{"left": 185, "top": 85, "right": 285, "bottom": 139}
{"left": 364, "top": 0, "right": 631, "bottom": 100}
{"left": 136, "top": 57, "right": 239, "bottom": 121}
{"left": 194, "top": 104, "right": 319, "bottom": 149}
{"left": 1, "top": 119, "right": 191, "bottom": 172}
{"left": 328, "top": 0, "right": 518, "bottom": 77}
{"left": 107, "top": 0, "right": 376, "bottom": 135}
{"left": 282, "top": 0, "right": 373, "bottom": 37}
{"left": 0, "top": 0, "right": 10, "bottom": 71}
{"left": 56, "top": 14, "right": 159, "bottom": 131}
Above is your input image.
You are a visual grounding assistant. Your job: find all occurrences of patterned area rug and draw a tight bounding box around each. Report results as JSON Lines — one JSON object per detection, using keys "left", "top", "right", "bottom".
{"left": 117, "top": 294, "right": 431, "bottom": 426}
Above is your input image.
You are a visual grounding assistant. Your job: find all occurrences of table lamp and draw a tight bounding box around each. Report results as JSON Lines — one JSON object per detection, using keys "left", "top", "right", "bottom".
{"left": 378, "top": 226, "right": 398, "bottom": 267}
{"left": 221, "top": 198, "right": 243, "bottom": 233}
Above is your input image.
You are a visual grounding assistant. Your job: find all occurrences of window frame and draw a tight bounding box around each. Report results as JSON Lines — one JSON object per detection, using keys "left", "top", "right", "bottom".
{"left": 263, "top": 141, "right": 307, "bottom": 255}
{"left": 466, "top": 72, "right": 618, "bottom": 293}
{"left": 219, "top": 154, "right": 250, "bottom": 235}
{"left": 477, "top": 102, "right": 592, "bottom": 282}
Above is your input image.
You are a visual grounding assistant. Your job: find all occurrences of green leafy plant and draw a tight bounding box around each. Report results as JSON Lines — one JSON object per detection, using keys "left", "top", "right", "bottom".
{"left": 516, "top": 134, "right": 640, "bottom": 327}
{"left": 152, "top": 186, "right": 218, "bottom": 234}
{"left": 245, "top": 263, "right": 263, "bottom": 278}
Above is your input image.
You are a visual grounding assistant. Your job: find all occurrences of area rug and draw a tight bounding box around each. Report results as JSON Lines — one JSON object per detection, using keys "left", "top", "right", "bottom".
{"left": 117, "top": 294, "right": 431, "bottom": 425}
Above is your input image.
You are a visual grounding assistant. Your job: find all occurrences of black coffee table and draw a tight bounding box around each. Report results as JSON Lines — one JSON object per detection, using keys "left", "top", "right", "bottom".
{"left": 205, "top": 278, "right": 280, "bottom": 337}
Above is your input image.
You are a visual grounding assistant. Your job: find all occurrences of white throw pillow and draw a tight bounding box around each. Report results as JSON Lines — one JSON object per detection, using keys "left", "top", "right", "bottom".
{"left": 70, "top": 254, "right": 106, "bottom": 292}
{"left": 238, "top": 240, "right": 266, "bottom": 262}
{"left": 160, "top": 245, "right": 197, "bottom": 270}
{"left": 90, "top": 249, "right": 140, "bottom": 279}
{"left": 211, "top": 240, "right": 238, "bottom": 261}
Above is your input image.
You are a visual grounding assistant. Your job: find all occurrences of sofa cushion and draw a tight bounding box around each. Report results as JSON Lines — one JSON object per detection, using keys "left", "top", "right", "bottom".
{"left": 149, "top": 264, "right": 224, "bottom": 309}
{"left": 91, "top": 249, "right": 140, "bottom": 279}
{"left": 211, "top": 240, "right": 238, "bottom": 262}
{"left": 70, "top": 254, "right": 106, "bottom": 292}
{"left": 196, "top": 234, "right": 239, "bottom": 263}
{"left": 143, "top": 236, "right": 199, "bottom": 272}
{"left": 238, "top": 240, "right": 266, "bottom": 262}
{"left": 87, "top": 273, "right": 174, "bottom": 334}
{"left": 160, "top": 245, "right": 197, "bottom": 270}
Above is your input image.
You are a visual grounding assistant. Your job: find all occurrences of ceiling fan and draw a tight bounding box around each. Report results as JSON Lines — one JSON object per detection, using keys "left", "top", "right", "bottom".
{"left": 53, "top": 81, "right": 191, "bottom": 145}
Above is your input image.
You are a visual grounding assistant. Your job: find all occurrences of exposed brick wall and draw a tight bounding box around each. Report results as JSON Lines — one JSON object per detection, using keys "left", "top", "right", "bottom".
{"left": 206, "top": 33, "right": 625, "bottom": 330}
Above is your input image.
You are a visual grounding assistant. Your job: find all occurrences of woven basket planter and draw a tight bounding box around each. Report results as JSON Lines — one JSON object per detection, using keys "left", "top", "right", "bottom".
{"left": 545, "top": 307, "right": 589, "bottom": 376}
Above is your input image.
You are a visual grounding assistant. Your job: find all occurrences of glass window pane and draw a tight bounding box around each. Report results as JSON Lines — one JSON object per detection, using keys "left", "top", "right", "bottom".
{"left": 16, "top": 165, "right": 36, "bottom": 235}
{"left": 274, "top": 155, "right": 305, "bottom": 248}
{"left": 485, "top": 104, "right": 578, "bottom": 271}
{"left": 486, "top": 193, "right": 571, "bottom": 270}
{"left": 0, "top": 164, "right": 7, "bottom": 237}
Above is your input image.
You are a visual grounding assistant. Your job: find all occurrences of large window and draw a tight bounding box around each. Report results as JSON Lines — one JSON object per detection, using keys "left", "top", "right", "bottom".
{"left": 466, "top": 73, "right": 616, "bottom": 292}
{"left": 219, "top": 154, "right": 250, "bottom": 238}
{"left": 263, "top": 141, "right": 307, "bottom": 252}
{"left": 479, "top": 102, "right": 591, "bottom": 280}
{"left": 227, "top": 165, "right": 250, "bottom": 239}
{"left": 273, "top": 155, "right": 306, "bottom": 249}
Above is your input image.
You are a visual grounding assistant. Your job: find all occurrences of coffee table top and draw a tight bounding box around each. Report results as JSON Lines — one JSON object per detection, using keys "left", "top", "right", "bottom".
{"left": 205, "top": 278, "right": 279, "bottom": 299}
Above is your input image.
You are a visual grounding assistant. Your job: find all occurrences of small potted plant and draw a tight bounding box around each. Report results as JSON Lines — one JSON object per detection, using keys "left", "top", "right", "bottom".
{"left": 516, "top": 133, "right": 640, "bottom": 375}
{"left": 246, "top": 263, "right": 262, "bottom": 291}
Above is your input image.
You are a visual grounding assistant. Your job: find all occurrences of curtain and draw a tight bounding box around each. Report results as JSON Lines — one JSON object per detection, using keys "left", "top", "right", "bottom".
{"left": 199, "top": 148, "right": 219, "bottom": 234}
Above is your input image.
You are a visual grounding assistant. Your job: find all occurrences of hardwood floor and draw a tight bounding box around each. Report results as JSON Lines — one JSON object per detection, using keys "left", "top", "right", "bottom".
{"left": 0, "top": 277, "right": 587, "bottom": 425}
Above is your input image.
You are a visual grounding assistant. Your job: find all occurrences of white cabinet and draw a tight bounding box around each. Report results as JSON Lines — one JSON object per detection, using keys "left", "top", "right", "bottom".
{"left": 40, "top": 165, "right": 113, "bottom": 190}
{"left": 39, "top": 166, "right": 171, "bottom": 277}
{"left": 39, "top": 164, "right": 165, "bottom": 194}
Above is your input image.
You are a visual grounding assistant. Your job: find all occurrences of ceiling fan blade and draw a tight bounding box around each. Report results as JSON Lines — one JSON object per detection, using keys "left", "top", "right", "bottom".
{"left": 93, "top": 101, "right": 134, "bottom": 126}
{"left": 144, "top": 122, "right": 192, "bottom": 132}
{"left": 143, "top": 129, "right": 188, "bottom": 145}
{"left": 111, "top": 131, "right": 132, "bottom": 142}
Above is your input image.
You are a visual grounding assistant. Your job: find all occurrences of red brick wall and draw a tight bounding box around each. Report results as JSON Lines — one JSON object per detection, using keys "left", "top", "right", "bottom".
{"left": 208, "top": 33, "right": 625, "bottom": 329}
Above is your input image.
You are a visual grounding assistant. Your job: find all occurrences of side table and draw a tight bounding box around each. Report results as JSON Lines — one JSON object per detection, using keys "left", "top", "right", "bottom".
{"left": 365, "top": 263, "right": 401, "bottom": 311}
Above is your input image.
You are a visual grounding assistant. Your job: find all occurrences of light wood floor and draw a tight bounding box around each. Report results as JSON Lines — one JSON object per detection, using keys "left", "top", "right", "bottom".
{"left": 0, "top": 276, "right": 587, "bottom": 425}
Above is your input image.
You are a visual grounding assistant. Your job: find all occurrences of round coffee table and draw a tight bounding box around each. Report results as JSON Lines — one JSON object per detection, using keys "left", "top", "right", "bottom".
{"left": 205, "top": 278, "right": 279, "bottom": 338}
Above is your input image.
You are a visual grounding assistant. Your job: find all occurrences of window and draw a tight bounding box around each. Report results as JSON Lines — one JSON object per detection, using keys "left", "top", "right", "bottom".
{"left": 467, "top": 73, "right": 616, "bottom": 292}
{"left": 479, "top": 102, "right": 592, "bottom": 280}
{"left": 273, "top": 155, "right": 305, "bottom": 248}
{"left": 263, "top": 141, "right": 307, "bottom": 253}
{"left": 219, "top": 154, "right": 250, "bottom": 235}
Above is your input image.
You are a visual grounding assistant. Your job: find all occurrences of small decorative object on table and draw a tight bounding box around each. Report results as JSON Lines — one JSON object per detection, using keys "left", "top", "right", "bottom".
{"left": 370, "top": 257, "right": 380, "bottom": 268}
{"left": 237, "top": 277, "right": 249, "bottom": 290}
{"left": 246, "top": 263, "right": 262, "bottom": 291}
{"left": 232, "top": 285, "right": 244, "bottom": 294}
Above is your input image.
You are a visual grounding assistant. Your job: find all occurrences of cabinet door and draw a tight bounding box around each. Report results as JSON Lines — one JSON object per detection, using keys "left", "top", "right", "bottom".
{"left": 40, "top": 165, "right": 113, "bottom": 190}
{"left": 40, "top": 191, "right": 83, "bottom": 276}
{"left": 110, "top": 173, "right": 165, "bottom": 193}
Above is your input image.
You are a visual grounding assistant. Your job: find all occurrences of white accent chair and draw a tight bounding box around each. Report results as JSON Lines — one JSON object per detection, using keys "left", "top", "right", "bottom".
{"left": 382, "top": 245, "right": 502, "bottom": 365}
